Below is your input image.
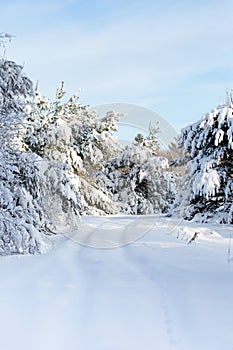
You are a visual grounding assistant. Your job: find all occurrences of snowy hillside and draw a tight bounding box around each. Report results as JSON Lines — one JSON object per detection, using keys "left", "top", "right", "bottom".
{"left": 0, "top": 215, "right": 233, "bottom": 350}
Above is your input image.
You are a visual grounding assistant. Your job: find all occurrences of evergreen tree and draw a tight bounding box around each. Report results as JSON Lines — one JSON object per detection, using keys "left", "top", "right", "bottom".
{"left": 24, "top": 84, "right": 122, "bottom": 215}
{"left": 172, "top": 93, "right": 233, "bottom": 223}
{"left": 0, "top": 54, "right": 48, "bottom": 254}
{"left": 98, "top": 126, "right": 177, "bottom": 214}
{"left": 0, "top": 42, "right": 82, "bottom": 253}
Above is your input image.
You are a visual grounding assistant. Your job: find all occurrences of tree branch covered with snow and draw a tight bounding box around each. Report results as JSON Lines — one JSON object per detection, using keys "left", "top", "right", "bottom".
{"left": 172, "top": 95, "right": 233, "bottom": 223}
{"left": 0, "top": 59, "right": 33, "bottom": 148}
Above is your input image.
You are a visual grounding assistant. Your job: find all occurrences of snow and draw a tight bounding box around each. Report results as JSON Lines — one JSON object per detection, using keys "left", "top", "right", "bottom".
{"left": 174, "top": 99, "right": 233, "bottom": 223}
{"left": 215, "top": 128, "right": 224, "bottom": 146}
{"left": 0, "top": 215, "right": 233, "bottom": 350}
{"left": 193, "top": 168, "right": 220, "bottom": 199}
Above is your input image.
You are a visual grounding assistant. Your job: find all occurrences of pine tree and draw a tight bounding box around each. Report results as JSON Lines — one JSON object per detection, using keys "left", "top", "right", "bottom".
{"left": 24, "top": 84, "right": 122, "bottom": 215}
{"left": 0, "top": 41, "right": 82, "bottom": 254}
{"left": 98, "top": 126, "right": 177, "bottom": 214}
{"left": 172, "top": 92, "right": 233, "bottom": 223}
{"left": 0, "top": 53, "right": 49, "bottom": 254}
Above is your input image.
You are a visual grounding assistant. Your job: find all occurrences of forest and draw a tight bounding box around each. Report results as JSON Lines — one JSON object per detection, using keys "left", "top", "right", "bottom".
{"left": 1, "top": 45, "right": 233, "bottom": 254}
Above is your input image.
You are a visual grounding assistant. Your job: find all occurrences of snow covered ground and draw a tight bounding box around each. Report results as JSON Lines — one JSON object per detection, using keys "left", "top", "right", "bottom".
{"left": 0, "top": 215, "right": 233, "bottom": 350}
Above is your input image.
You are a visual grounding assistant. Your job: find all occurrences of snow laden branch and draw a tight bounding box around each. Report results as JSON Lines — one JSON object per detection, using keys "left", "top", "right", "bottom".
{"left": 172, "top": 94, "right": 233, "bottom": 224}
{"left": 0, "top": 58, "right": 33, "bottom": 148}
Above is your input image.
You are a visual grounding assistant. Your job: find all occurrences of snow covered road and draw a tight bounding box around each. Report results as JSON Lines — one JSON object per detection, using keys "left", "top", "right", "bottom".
{"left": 0, "top": 216, "right": 233, "bottom": 350}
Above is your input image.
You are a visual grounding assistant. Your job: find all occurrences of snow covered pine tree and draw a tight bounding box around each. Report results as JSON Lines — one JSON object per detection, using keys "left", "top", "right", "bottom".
{"left": 0, "top": 33, "right": 84, "bottom": 254}
{"left": 24, "top": 83, "right": 123, "bottom": 215}
{"left": 98, "top": 125, "right": 177, "bottom": 214}
{"left": 0, "top": 55, "right": 50, "bottom": 254}
{"left": 172, "top": 92, "right": 233, "bottom": 223}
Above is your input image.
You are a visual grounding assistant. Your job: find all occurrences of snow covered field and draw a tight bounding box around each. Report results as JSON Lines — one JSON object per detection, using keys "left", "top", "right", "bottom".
{"left": 0, "top": 216, "right": 233, "bottom": 350}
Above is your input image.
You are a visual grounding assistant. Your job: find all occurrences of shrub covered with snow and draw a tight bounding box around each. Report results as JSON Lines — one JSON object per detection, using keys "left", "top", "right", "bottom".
{"left": 172, "top": 93, "right": 233, "bottom": 223}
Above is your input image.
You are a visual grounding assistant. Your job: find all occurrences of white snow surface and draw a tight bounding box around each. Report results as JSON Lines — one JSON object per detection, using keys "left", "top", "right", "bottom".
{"left": 1, "top": 215, "right": 233, "bottom": 350}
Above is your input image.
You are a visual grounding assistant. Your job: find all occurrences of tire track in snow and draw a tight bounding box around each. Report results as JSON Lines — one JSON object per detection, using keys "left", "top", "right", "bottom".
{"left": 72, "top": 215, "right": 185, "bottom": 349}
{"left": 64, "top": 215, "right": 175, "bottom": 349}
{"left": 63, "top": 215, "right": 159, "bottom": 248}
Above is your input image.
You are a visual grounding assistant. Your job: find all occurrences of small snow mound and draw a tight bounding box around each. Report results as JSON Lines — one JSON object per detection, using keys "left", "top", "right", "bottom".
{"left": 176, "top": 226, "right": 222, "bottom": 244}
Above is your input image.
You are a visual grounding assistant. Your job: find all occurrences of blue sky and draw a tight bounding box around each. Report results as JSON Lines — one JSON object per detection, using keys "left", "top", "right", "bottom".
{"left": 1, "top": 0, "right": 233, "bottom": 131}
